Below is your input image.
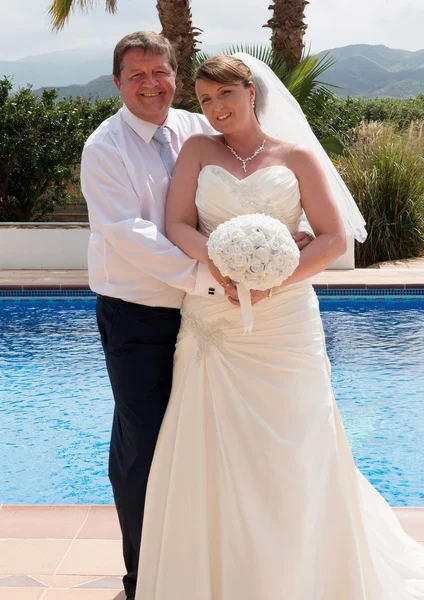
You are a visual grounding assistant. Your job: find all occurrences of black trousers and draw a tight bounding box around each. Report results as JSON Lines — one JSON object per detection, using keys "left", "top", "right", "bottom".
{"left": 96, "top": 295, "right": 181, "bottom": 599}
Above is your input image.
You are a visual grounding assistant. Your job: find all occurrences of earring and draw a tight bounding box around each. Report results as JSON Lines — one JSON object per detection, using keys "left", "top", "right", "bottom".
{"left": 251, "top": 98, "right": 255, "bottom": 108}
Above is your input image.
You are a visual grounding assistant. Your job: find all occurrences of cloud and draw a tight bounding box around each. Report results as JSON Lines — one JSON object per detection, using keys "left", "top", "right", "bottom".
{"left": 304, "top": 0, "right": 424, "bottom": 52}
{"left": 192, "top": 0, "right": 271, "bottom": 43}
{"left": 0, "top": 0, "right": 160, "bottom": 60}
{"left": 0, "top": 0, "right": 423, "bottom": 61}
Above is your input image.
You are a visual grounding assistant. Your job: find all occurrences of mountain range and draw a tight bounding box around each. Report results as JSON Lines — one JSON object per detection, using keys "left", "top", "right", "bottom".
{"left": 0, "top": 44, "right": 224, "bottom": 91}
{"left": 2, "top": 44, "right": 424, "bottom": 100}
{"left": 317, "top": 45, "right": 424, "bottom": 98}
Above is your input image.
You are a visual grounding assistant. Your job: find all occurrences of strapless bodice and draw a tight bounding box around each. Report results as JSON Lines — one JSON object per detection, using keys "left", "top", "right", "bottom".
{"left": 195, "top": 165, "right": 302, "bottom": 236}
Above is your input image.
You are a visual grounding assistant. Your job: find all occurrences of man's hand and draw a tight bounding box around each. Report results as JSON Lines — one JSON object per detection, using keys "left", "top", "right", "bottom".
{"left": 225, "top": 284, "right": 239, "bottom": 304}
{"left": 207, "top": 259, "right": 239, "bottom": 303}
{"left": 292, "top": 231, "right": 314, "bottom": 251}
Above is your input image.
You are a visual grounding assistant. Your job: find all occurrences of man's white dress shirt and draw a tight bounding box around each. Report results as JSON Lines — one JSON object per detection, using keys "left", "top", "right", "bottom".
{"left": 81, "top": 105, "right": 223, "bottom": 308}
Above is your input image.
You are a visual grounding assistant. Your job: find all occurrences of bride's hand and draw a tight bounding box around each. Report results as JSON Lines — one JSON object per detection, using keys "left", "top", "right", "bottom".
{"left": 250, "top": 289, "right": 272, "bottom": 305}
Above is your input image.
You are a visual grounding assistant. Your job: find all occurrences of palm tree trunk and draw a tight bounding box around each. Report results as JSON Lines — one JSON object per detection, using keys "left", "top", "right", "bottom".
{"left": 156, "top": 0, "right": 202, "bottom": 108}
{"left": 264, "top": 0, "right": 309, "bottom": 67}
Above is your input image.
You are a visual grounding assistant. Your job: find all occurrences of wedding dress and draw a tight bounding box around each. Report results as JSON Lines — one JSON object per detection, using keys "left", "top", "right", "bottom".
{"left": 135, "top": 165, "right": 424, "bottom": 600}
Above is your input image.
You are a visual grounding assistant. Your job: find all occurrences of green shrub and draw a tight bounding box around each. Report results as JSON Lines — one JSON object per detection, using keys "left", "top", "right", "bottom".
{"left": 359, "top": 95, "right": 424, "bottom": 128}
{"left": 311, "top": 95, "right": 424, "bottom": 144}
{"left": 334, "top": 122, "right": 424, "bottom": 267}
{"left": 0, "top": 78, "right": 121, "bottom": 221}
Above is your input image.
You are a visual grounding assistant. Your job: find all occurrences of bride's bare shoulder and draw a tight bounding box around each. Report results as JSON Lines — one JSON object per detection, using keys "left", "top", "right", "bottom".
{"left": 268, "top": 139, "right": 315, "bottom": 169}
{"left": 285, "top": 144, "right": 317, "bottom": 170}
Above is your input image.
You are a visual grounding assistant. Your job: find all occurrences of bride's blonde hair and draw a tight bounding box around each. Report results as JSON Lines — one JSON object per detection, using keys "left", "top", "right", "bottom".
{"left": 195, "top": 55, "right": 253, "bottom": 88}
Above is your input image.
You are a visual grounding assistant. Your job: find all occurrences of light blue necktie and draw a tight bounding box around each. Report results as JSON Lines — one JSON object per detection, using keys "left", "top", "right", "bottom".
{"left": 153, "top": 126, "right": 177, "bottom": 180}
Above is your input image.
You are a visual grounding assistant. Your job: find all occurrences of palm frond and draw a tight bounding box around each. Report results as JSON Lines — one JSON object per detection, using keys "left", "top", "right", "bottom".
{"left": 190, "top": 51, "right": 213, "bottom": 73}
{"left": 223, "top": 43, "right": 287, "bottom": 80}
{"left": 48, "top": 0, "right": 117, "bottom": 31}
{"left": 284, "top": 53, "right": 338, "bottom": 108}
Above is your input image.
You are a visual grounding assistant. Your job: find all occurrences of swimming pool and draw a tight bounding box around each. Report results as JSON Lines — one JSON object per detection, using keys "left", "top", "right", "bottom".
{"left": 1, "top": 290, "right": 424, "bottom": 506}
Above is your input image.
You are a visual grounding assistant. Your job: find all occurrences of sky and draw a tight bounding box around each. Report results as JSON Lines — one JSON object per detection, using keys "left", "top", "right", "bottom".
{"left": 0, "top": 0, "right": 423, "bottom": 62}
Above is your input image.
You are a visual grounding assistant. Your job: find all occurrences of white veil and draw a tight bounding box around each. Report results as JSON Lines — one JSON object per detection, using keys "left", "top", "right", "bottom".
{"left": 233, "top": 52, "right": 367, "bottom": 243}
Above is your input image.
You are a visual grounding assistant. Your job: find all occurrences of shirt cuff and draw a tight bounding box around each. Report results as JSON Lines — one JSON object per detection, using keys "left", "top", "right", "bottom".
{"left": 193, "top": 261, "right": 225, "bottom": 300}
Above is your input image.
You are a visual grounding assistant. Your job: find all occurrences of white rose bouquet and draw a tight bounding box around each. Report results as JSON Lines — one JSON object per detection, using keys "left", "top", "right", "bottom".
{"left": 207, "top": 213, "right": 300, "bottom": 332}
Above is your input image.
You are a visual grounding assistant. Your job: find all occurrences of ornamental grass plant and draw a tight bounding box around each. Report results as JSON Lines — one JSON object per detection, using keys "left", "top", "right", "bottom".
{"left": 334, "top": 122, "right": 424, "bottom": 267}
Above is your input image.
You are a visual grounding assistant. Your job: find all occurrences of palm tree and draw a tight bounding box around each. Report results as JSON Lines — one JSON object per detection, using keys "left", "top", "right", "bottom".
{"left": 48, "top": 0, "right": 201, "bottom": 107}
{"left": 264, "top": 0, "right": 309, "bottom": 67}
{"left": 156, "top": 0, "right": 202, "bottom": 107}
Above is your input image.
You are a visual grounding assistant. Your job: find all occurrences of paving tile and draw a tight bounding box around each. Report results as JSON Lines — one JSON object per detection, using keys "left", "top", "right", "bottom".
{"left": 31, "top": 576, "right": 100, "bottom": 589}
{"left": 34, "top": 275, "right": 83, "bottom": 282}
{"left": 44, "top": 589, "right": 126, "bottom": 599}
{"left": 0, "top": 270, "right": 89, "bottom": 289}
{"left": 0, "top": 590, "right": 45, "bottom": 600}
{"left": 77, "top": 507, "right": 121, "bottom": 541}
{"left": 377, "top": 258, "right": 424, "bottom": 269}
{"left": 0, "top": 540, "right": 71, "bottom": 575}
{"left": 0, "top": 274, "right": 38, "bottom": 280}
{"left": 402, "top": 277, "right": 424, "bottom": 283}
{"left": 0, "top": 576, "right": 45, "bottom": 588}
{"left": 57, "top": 540, "right": 125, "bottom": 577}
{"left": 76, "top": 578, "right": 123, "bottom": 589}
{"left": 0, "top": 506, "right": 89, "bottom": 539}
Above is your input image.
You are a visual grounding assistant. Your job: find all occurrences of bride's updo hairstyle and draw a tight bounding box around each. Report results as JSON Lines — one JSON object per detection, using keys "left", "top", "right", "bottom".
{"left": 195, "top": 55, "right": 254, "bottom": 92}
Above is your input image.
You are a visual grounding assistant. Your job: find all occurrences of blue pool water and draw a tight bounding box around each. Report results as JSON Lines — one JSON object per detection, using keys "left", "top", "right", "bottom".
{"left": 1, "top": 292, "right": 424, "bottom": 506}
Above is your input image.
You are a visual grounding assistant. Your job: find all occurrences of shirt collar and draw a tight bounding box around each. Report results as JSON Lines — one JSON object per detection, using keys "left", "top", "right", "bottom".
{"left": 163, "top": 108, "right": 179, "bottom": 137}
{"left": 121, "top": 104, "right": 178, "bottom": 145}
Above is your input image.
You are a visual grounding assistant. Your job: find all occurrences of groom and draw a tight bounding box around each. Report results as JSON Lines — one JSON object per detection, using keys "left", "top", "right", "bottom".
{"left": 81, "top": 31, "right": 313, "bottom": 600}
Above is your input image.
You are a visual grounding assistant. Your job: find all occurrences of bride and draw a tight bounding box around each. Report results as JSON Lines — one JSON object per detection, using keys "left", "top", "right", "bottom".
{"left": 134, "top": 54, "right": 424, "bottom": 599}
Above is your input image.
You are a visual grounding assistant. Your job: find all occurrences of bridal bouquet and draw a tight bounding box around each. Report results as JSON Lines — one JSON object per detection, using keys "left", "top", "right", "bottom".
{"left": 207, "top": 213, "right": 300, "bottom": 332}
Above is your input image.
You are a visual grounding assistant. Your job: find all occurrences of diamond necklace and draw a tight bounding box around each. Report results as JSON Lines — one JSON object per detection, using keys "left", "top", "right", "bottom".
{"left": 224, "top": 137, "right": 267, "bottom": 172}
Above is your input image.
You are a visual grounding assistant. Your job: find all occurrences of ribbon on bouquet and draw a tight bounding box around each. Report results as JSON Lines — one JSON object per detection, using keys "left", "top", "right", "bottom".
{"left": 237, "top": 283, "right": 254, "bottom": 334}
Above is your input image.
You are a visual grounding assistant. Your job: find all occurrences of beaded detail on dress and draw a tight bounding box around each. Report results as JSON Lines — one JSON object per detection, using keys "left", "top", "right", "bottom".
{"left": 181, "top": 311, "right": 233, "bottom": 365}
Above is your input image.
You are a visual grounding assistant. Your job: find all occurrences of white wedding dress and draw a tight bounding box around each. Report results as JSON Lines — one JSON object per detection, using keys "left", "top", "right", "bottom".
{"left": 135, "top": 165, "right": 424, "bottom": 600}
